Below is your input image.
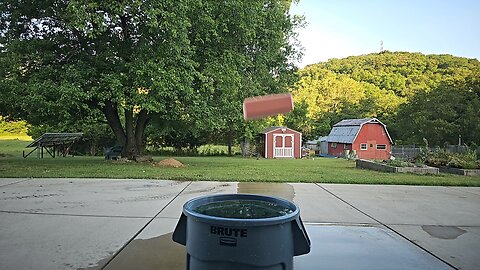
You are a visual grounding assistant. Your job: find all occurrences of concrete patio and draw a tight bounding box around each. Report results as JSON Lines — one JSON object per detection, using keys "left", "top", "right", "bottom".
{"left": 0, "top": 178, "right": 479, "bottom": 270}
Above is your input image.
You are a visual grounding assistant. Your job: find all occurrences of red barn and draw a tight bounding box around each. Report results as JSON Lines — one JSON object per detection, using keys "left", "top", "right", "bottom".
{"left": 259, "top": 126, "right": 302, "bottom": 158}
{"left": 326, "top": 118, "right": 393, "bottom": 160}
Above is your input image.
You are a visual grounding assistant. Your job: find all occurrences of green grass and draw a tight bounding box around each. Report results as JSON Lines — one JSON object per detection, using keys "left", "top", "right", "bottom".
{"left": 1, "top": 139, "right": 479, "bottom": 186}
{"left": 0, "top": 138, "right": 32, "bottom": 157}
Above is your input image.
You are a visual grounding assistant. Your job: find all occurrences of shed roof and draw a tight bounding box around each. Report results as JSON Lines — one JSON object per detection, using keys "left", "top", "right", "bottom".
{"left": 261, "top": 126, "right": 301, "bottom": 135}
{"left": 327, "top": 118, "right": 393, "bottom": 144}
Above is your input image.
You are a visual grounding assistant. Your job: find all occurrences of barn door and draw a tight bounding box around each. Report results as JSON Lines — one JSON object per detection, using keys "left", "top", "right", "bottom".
{"left": 274, "top": 134, "right": 294, "bottom": 158}
{"left": 367, "top": 140, "right": 376, "bottom": 159}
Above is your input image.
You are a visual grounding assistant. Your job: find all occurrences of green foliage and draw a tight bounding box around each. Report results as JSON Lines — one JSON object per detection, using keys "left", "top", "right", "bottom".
{"left": 290, "top": 51, "right": 480, "bottom": 145}
{"left": 197, "top": 145, "right": 241, "bottom": 156}
{"left": 395, "top": 78, "right": 480, "bottom": 146}
{"left": 0, "top": 117, "right": 29, "bottom": 136}
{"left": 422, "top": 149, "right": 479, "bottom": 170}
{"left": 0, "top": 0, "right": 302, "bottom": 156}
{"left": 185, "top": 0, "right": 302, "bottom": 145}
{"left": 145, "top": 144, "right": 241, "bottom": 157}
{"left": 383, "top": 159, "right": 416, "bottom": 168}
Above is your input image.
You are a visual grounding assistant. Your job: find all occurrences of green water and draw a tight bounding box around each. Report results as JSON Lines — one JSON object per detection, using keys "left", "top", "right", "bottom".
{"left": 194, "top": 200, "right": 294, "bottom": 219}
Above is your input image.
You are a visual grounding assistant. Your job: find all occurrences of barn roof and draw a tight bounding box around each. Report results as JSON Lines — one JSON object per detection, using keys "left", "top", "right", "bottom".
{"left": 261, "top": 126, "right": 301, "bottom": 134}
{"left": 327, "top": 118, "right": 393, "bottom": 144}
{"left": 333, "top": 118, "right": 376, "bottom": 127}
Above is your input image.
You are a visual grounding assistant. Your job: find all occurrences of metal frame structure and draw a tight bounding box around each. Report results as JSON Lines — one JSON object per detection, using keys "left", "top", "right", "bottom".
{"left": 23, "top": 133, "right": 83, "bottom": 158}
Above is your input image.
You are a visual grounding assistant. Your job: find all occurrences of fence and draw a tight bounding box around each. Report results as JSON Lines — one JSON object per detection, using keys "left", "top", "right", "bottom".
{"left": 391, "top": 145, "right": 422, "bottom": 159}
{"left": 391, "top": 145, "right": 471, "bottom": 160}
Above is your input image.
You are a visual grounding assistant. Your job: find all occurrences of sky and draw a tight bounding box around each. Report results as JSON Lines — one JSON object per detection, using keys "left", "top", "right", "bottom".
{"left": 289, "top": 0, "right": 480, "bottom": 67}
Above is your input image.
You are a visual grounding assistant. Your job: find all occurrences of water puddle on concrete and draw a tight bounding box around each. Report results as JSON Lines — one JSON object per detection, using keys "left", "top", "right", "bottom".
{"left": 237, "top": 182, "right": 295, "bottom": 201}
{"left": 421, "top": 225, "right": 467, "bottom": 239}
{"left": 82, "top": 233, "right": 185, "bottom": 270}
{"left": 85, "top": 225, "right": 450, "bottom": 270}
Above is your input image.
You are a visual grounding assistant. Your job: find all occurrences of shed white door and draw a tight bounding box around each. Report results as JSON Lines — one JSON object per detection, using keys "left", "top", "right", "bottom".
{"left": 273, "top": 134, "right": 294, "bottom": 158}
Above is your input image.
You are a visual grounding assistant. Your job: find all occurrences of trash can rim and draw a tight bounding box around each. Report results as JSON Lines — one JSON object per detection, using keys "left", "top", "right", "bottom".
{"left": 182, "top": 193, "right": 300, "bottom": 226}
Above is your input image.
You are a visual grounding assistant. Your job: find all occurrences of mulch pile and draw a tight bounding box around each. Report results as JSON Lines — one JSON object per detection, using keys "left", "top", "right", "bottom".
{"left": 154, "top": 158, "right": 185, "bottom": 168}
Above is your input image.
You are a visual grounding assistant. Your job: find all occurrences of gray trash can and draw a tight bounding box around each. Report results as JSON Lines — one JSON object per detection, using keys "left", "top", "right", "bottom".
{"left": 172, "top": 194, "right": 311, "bottom": 270}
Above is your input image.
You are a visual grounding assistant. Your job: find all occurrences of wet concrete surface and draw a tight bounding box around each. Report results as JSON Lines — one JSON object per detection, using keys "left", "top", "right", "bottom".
{"left": 99, "top": 232, "right": 186, "bottom": 270}
{"left": 0, "top": 179, "right": 479, "bottom": 270}
{"left": 421, "top": 225, "right": 467, "bottom": 240}
{"left": 97, "top": 224, "right": 452, "bottom": 270}
{"left": 391, "top": 224, "right": 480, "bottom": 270}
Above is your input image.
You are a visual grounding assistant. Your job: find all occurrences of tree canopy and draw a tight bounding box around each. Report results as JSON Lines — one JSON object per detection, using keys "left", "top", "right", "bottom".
{"left": 0, "top": 0, "right": 302, "bottom": 157}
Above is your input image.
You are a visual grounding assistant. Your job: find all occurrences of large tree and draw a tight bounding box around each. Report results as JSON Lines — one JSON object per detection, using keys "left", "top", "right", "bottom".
{"left": 186, "top": 0, "right": 302, "bottom": 155}
{"left": 1, "top": 0, "right": 195, "bottom": 158}
{"left": 0, "top": 0, "right": 301, "bottom": 158}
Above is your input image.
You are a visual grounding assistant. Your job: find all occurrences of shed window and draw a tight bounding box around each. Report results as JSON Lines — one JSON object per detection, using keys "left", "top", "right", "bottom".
{"left": 360, "top": 143, "right": 367, "bottom": 150}
{"left": 376, "top": 144, "right": 387, "bottom": 150}
{"left": 344, "top": 144, "right": 349, "bottom": 149}
{"left": 331, "top": 143, "right": 337, "bottom": 149}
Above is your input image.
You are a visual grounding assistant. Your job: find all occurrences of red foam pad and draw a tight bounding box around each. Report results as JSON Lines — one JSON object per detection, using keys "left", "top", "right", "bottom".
{"left": 243, "top": 93, "right": 294, "bottom": 120}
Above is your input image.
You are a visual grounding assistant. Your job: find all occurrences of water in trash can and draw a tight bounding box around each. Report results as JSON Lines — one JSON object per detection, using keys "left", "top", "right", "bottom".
{"left": 194, "top": 199, "right": 293, "bottom": 219}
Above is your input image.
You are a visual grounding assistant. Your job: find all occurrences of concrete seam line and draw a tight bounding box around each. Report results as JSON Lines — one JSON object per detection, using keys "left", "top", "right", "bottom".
{"left": 304, "top": 222, "right": 381, "bottom": 227}
{"left": 100, "top": 181, "right": 193, "bottom": 270}
{"left": 0, "top": 178, "right": 32, "bottom": 188}
{"left": 315, "top": 183, "right": 459, "bottom": 270}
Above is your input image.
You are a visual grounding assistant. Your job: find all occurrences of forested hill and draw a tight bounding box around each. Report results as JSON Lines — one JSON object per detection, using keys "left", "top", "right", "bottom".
{"left": 289, "top": 51, "right": 480, "bottom": 146}
{"left": 314, "top": 51, "right": 479, "bottom": 97}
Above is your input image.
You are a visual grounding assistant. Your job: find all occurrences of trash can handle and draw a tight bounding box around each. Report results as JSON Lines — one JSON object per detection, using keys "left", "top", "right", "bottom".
{"left": 172, "top": 213, "right": 187, "bottom": 245}
{"left": 292, "top": 216, "right": 311, "bottom": 256}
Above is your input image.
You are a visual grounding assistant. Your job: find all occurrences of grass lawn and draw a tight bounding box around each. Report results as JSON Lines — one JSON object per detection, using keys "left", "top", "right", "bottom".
{"left": 1, "top": 139, "right": 479, "bottom": 186}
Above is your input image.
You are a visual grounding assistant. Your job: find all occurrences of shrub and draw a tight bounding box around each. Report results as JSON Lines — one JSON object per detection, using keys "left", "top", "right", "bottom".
{"left": 414, "top": 138, "right": 479, "bottom": 169}
{"left": 0, "top": 117, "right": 29, "bottom": 136}
{"left": 423, "top": 149, "right": 479, "bottom": 169}
{"left": 145, "top": 144, "right": 241, "bottom": 157}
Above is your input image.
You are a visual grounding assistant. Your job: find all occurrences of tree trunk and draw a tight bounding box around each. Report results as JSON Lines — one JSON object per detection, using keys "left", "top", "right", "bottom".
{"left": 102, "top": 101, "right": 126, "bottom": 146}
{"left": 227, "top": 132, "right": 233, "bottom": 156}
{"left": 241, "top": 137, "right": 251, "bottom": 157}
{"left": 124, "top": 109, "right": 137, "bottom": 159}
{"left": 102, "top": 102, "right": 149, "bottom": 160}
{"left": 135, "top": 109, "right": 148, "bottom": 156}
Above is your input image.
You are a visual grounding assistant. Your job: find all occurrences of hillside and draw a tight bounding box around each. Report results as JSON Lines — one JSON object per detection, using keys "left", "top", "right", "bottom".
{"left": 289, "top": 51, "right": 480, "bottom": 146}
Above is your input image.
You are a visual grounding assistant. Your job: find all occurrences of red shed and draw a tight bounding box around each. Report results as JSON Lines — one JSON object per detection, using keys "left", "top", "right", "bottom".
{"left": 259, "top": 126, "right": 302, "bottom": 158}
{"left": 326, "top": 118, "right": 393, "bottom": 160}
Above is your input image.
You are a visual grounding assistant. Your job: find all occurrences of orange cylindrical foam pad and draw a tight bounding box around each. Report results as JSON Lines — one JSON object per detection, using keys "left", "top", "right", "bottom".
{"left": 243, "top": 93, "right": 294, "bottom": 120}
